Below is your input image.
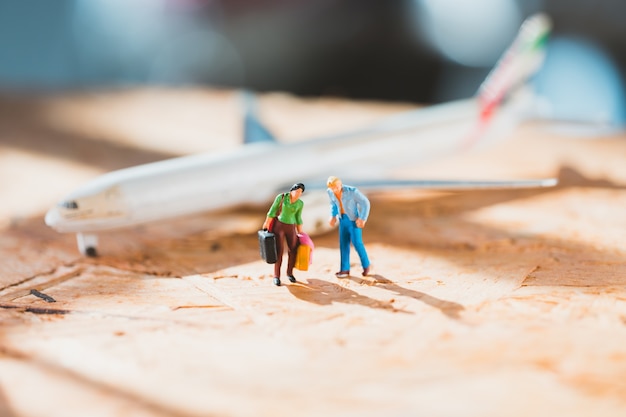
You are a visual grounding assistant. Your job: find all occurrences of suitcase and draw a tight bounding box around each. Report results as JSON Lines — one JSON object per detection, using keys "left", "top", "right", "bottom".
{"left": 294, "top": 233, "right": 314, "bottom": 271}
{"left": 258, "top": 230, "right": 278, "bottom": 264}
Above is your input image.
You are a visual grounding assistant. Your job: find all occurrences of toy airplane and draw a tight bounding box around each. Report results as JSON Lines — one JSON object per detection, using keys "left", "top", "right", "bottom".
{"left": 45, "top": 14, "right": 556, "bottom": 256}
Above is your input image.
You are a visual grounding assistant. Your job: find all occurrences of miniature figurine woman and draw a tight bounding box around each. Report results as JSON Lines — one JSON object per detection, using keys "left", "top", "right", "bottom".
{"left": 262, "top": 183, "right": 305, "bottom": 286}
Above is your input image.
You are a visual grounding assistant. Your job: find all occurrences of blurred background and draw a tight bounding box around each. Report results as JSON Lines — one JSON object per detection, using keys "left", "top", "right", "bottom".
{"left": 0, "top": 0, "right": 625, "bottom": 128}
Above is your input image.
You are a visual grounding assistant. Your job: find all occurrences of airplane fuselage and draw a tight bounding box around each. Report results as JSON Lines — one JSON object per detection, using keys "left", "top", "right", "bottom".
{"left": 45, "top": 99, "right": 489, "bottom": 235}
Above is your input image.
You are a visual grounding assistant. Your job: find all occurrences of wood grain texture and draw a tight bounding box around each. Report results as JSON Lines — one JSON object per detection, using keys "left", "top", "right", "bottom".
{"left": 1, "top": 89, "right": 625, "bottom": 417}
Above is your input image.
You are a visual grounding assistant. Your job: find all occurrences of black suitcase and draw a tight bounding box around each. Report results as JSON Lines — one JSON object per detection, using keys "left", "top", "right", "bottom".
{"left": 258, "top": 230, "right": 278, "bottom": 264}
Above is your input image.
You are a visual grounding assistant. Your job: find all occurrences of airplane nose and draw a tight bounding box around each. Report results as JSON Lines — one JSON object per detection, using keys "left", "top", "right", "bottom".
{"left": 44, "top": 206, "right": 61, "bottom": 228}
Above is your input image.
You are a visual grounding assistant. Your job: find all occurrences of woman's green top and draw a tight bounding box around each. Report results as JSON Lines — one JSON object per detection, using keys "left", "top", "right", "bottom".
{"left": 267, "top": 193, "right": 304, "bottom": 225}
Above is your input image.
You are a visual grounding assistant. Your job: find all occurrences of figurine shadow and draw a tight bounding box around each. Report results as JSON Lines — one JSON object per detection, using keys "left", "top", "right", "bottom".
{"left": 287, "top": 278, "right": 412, "bottom": 314}
{"left": 348, "top": 274, "right": 465, "bottom": 320}
{"left": 365, "top": 165, "right": 626, "bottom": 287}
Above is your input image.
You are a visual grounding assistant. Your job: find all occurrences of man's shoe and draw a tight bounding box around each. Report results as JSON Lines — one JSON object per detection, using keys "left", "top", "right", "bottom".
{"left": 273, "top": 277, "right": 281, "bottom": 286}
{"left": 335, "top": 271, "right": 350, "bottom": 278}
{"left": 288, "top": 275, "right": 296, "bottom": 283}
{"left": 362, "top": 266, "right": 371, "bottom": 277}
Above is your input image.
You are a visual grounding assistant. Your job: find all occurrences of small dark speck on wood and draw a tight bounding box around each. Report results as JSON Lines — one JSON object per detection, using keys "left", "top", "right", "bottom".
{"left": 30, "top": 289, "right": 56, "bottom": 303}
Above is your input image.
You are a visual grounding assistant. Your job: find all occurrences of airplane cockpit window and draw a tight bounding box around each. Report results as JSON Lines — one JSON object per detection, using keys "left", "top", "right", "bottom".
{"left": 58, "top": 200, "right": 79, "bottom": 209}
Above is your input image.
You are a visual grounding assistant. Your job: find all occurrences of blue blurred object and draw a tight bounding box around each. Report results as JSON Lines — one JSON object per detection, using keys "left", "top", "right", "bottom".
{"left": 0, "top": 0, "right": 625, "bottom": 131}
{"left": 534, "top": 37, "right": 626, "bottom": 127}
{"left": 408, "top": 0, "right": 523, "bottom": 67}
{"left": 0, "top": 1, "right": 77, "bottom": 88}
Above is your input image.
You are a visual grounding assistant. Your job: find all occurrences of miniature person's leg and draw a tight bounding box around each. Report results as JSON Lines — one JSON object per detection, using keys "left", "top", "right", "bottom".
{"left": 338, "top": 214, "right": 352, "bottom": 272}
{"left": 285, "top": 224, "right": 299, "bottom": 277}
{"left": 350, "top": 226, "right": 370, "bottom": 269}
{"left": 273, "top": 222, "right": 286, "bottom": 278}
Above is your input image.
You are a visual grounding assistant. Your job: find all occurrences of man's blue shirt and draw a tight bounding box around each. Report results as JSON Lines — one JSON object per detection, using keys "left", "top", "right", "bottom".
{"left": 327, "top": 185, "right": 370, "bottom": 222}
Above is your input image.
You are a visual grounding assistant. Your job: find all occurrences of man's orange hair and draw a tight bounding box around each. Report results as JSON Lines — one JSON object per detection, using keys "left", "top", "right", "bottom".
{"left": 327, "top": 176, "right": 341, "bottom": 187}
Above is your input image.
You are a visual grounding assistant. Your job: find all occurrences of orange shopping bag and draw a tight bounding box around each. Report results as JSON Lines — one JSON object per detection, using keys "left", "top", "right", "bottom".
{"left": 294, "top": 233, "right": 314, "bottom": 271}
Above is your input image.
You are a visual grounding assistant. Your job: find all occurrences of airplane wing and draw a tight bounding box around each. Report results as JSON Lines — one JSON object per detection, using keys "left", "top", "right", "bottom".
{"left": 298, "top": 178, "right": 557, "bottom": 194}
{"left": 316, "top": 178, "right": 558, "bottom": 191}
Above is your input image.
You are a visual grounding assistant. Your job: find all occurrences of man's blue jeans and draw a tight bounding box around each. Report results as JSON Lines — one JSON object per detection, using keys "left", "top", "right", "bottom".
{"left": 339, "top": 214, "right": 370, "bottom": 272}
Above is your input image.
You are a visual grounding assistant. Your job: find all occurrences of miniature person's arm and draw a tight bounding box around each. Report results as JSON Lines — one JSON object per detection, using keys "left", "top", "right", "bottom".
{"left": 354, "top": 189, "right": 370, "bottom": 228}
{"left": 267, "top": 194, "right": 282, "bottom": 217}
{"left": 327, "top": 189, "right": 339, "bottom": 227}
{"left": 262, "top": 194, "right": 282, "bottom": 229}
{"left": 295, "top": 201, "right": 304, "bottom": 233}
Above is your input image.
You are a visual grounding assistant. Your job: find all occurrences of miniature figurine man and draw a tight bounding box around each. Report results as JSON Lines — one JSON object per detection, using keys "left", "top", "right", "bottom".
{"left": 262, "top": 183, "right": 305, "bottom": 286}
{"left": 326, "top": 176, "right": 371, "bottom": 277}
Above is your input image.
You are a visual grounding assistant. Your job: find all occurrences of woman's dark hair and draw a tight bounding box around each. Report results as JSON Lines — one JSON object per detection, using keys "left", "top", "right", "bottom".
{"left": 290, "top": 182, "right": 305, "bottom": 192}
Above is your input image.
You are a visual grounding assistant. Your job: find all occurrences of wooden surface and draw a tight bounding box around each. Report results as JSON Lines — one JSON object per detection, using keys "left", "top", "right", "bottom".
{"left": 1, "top": 89, "right": 626, "bottom": 417}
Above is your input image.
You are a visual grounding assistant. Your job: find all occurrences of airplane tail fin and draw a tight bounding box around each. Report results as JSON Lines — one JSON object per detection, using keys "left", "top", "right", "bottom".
{"left": 240, "top": 90, "right": 278, "bottom": 144}
{"left": 477, "top": 13, "right": 551, "bottom": 120}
